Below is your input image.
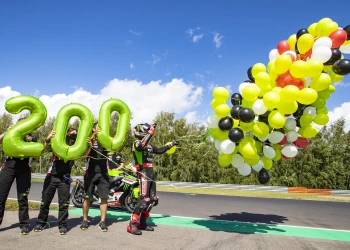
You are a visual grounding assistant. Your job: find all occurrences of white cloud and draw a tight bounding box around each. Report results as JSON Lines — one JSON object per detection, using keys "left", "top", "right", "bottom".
{"left": 326, "top": 102, "right": 350, "bottom": 132}
{"left": 186, "top": 28, "right": 194, "bottom": 37}
{"left": 194, "top": 73, "right": 205, "bottom": 82}
{"left": 213, "top": 32, "right": 224, "bottom": 48}
{"left": 164, "top": 69, "right": 171, "bottom": 76}
{"left": 218, "top": 54, "right": 223, "bottom": 58}
{"left": 192, "top": 34, "right": 204, "bottom": 43}
{"left": 224, "top": 85, "right": 232, "bottom": 93}
{"left": 34, "top": 88, "right": 40, "bottom": 97}
{"left": 146, "top": 50, "right": 168, "bottom": 65}
{"left": 334, "top": 81, "right": 350, "bottom": 87}
{"left": 130, "top": 63, "right": 134, "bottom": 69}
{"left": 0, "top": 79, "right": 203, "bottom": 127}
{"left": 205, "top": 70, "right": 214, "bottom": 75}
{"left": 129, "top": 30, "right": 142, "bottom": 36}
{"left": 185, "top": 111, "right": 198, "bottom": 124}
{"left": 208, "top": 82, "right": 217, "bottom": 91}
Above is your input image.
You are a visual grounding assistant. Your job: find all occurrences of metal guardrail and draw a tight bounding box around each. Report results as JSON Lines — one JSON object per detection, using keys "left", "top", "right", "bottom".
{"left": 31, "top": 174, "right": 350, "bottom": 196}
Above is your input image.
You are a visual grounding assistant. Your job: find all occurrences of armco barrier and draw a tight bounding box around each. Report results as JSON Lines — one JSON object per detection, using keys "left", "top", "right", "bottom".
{"left": 31, "top": 174, "right": 350, "bottom": 196}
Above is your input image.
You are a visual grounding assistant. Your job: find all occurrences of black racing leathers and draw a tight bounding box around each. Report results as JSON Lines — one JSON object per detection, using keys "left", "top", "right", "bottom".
{"left": 0, "top": 157, "right": 31, "bottom": 227}
{"left": 36, "top": 155, "right": 73, "bottom": 228}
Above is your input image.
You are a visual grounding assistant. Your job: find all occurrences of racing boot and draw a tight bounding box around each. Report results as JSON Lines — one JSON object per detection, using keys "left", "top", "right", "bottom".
{"left": 138, "top": 211, "right": 154, "bottom": 231}
{"left": 127, "top": 213, "right": 142, "bottom": 235}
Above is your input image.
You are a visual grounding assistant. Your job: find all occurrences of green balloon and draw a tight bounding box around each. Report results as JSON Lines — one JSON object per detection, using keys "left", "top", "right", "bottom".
{"left": 300, "top": 114, "right": 313, "bottom": 128}
{"left": 209, "top": 128, "right": 229, "bottom": 141}
{"left": 3, "top": 95, "right": 47, "bottom": 157}
{"left": 97, "top": 98, "right": 131, "bottom": 151}
{"left": 51, "top": 103, "right": 94, "bottom": 161}
{"left": 316, "top": 106, "right": 328, "bottom": 114}
{"left": 311, "top": 97, "right": 326, "bottom": 108}
{"left": 218, "top": 153, "right": 233, "bottom": 167}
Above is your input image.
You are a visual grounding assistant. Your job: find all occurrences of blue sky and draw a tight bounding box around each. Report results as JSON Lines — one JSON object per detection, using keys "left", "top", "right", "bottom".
{"left": 0, "top": 0, "right": 350, "bottom": 125}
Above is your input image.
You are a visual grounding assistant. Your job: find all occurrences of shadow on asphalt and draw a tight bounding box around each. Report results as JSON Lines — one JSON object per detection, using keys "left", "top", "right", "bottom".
{"left": 193, "top": 212, "right": 288, "bottom": 234}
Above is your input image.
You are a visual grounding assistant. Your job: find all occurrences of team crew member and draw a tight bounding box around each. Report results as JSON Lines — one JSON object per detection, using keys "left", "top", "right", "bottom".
{"left": 81, "top": 122, "right": 110, "bottom": 232}
{"left": 0, "top": 118, "right": 37, "bottom": 235}
{"left": 127, "top": 123, "right": 178, "bottom": 235}
{"left": 107, "top": 151, "right": 124, "bottom": 175}
{"left": 33, "top": 128, "right": 78, "bottom": 235}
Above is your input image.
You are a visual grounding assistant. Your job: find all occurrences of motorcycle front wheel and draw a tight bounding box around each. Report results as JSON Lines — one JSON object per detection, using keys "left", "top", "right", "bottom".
{"left": 71, "top": 185, "right": 93, "bottom": 208}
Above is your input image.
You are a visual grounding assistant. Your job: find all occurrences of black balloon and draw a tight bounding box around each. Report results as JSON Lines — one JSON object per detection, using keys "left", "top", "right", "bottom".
{"left": 231, "top": 93, "right": 242, "bottom": 106}
{"left": 258, "top": 110, "right": 270, "bottom": 124}
{"left": 295, "top": 41, "right": 300, "bottom": 54}
{"left": 332, "top": 59, "right": 350, "bottom": 76}
{"left": 230, "top": 105, "right": 241, "bottom": 119}
{"left": 257, "top": 168, "right": 270, "bottom": 185}
{"left": 324, "top": 49, "right": 342, "bottom": 65}
{"left": 296, "top": 28, "right": 309, "bottom": 39}
{"left": 247, "top": 67, "right": 255, "bottom": 82}
{"left": 238, "top": 107, "right": 255, "bottom": 123}
{"left": 293, "top": 103, "right": 306, "bottom": 118}
{"left": 244, "top": 80, "right": 253, "bottom": 83}
{"left": 228, "top": 128, "right": 244, "bottom": 143}
{"left": 343, "top": 25, "right": 350, "bottom": 40}
{"left": 295, "top": 118, "right": 301, "bottom": 128}
{"left": 218, "top": 117, "right": 234, "bottom": 132}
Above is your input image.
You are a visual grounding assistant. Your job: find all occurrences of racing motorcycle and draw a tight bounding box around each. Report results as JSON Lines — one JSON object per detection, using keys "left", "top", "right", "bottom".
{"left": 71, "top": 170, "right": 140, "bottom": 213}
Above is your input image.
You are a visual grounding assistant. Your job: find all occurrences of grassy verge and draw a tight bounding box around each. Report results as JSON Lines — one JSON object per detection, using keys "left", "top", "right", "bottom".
{"left": 5, "top": 200, "right": 59, "bottom": 211}
{"left": 157, "top": 186, "right": 350, "bottom": 202}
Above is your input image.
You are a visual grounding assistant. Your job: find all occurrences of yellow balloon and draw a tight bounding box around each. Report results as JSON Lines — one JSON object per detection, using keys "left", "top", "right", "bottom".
{"left": 240, "top": 121, "right": 254, "bottom": 132}
{"left": 302, "top": 125, "right": 318, "bottom": 138}
{"left": 321, "top": 21, "right": 338, "bottom": 37}
{"left": 288, "top": 34, "right": 297, "bottom": 50}
{"left": 268, "top": 59, "right": 276, "bottom": 73}
{"left": 323, "top": 65, "right": 333, "bottom": 73}
{"left": 297, "top": 88, "right": 318, "bottom": 104}
{"left": 306, "top": 59, "right": 323, "bottom": 77}
{"left": 252, "top": 63, "right": 266, "bottom": 78}
{"left": 290, "top": 60, "right": 309, "bottom": 78}
{"left": 218, "top": 153, "right": 233, "bottom": 167}
{"left": 280, "top": 85, "right": 300, "bottom": 102}
{"left": 268, "top": 110, "right": 286, "bottom": 128}
{"left": 308, "top": 23, "right": 317, "bottom": 37}
{"left": 297, "top": 34, "right": 314, "bottom": 54}
{"left": 211, "top": 99, "right": 225, "bottom": 109}
{"left": 344, "top": 40, "right": 350, "bottom": 46}
{"left": 255, "top": 72, "right": 271, "bottom": 89}
{"left": 258, "top": 85, "right": 272, "bottom": 97}
{"left": 263, "top": 91, "right": 280, "bottom": 110}
{"left": 252, "top": 122, "right": 269, "bottom": 138}
{"left": 214, "top": 104, "right": 230, "bottom": 118}
{"left": 300, "top": 114, "right": 313, "bottom": 127}
{"left": 255, "top": 141, "right": 262, "bottom": 153}
{"left": 209, "top": 128, "right": 229, "bottom": 141}
{"left": 233, "top": 119, "right": 240, "bottom": 127}
{"left": 275, "top": 54, "right": 293, "bottom": 74}
{"left": 270, "top": 71, "right": 278, "bottom": 84}
{"left": 311, "top": 97, "right": 326, "bottom": 108}
{"left": 239, "top": 139, "right": 257, "bottom": 159}
{"left": 241, "top": 99, "right": 254, "bottom": 109}
{"left": 273, "top": 148, "right": 281, "bottom": 161}
{"left": 213, "top": 87, "right": 230, "bottom": 101}
{"left": 328, "top": 84, "right": 335, "bottom": 93}
{"left": 278, "top": 100, "right": 298, "bottom": 114}
{"left": 166, "top": 142, "right": 177, "bottom": 154}
{"left": 272, "top": 143, "right": 282, "bottom": 150}
{"left": 244, "top": 154, "right": 260, "bottom": 166}
{"left": 272, "top": 87, "right": 282, "bottom": 93}
{"left": 262, "top": 156, "right": 273, "bottom": 170}
{"left": 315, "top": 18, "right": 332, "bottom": 37}
{"left": 242, "top": 84, "right": 259, "bottom": 102}
{"left": 313, "top": 113, "right": 329, "bottom": 125}
{"left": 330, "top": 72, "right": 344, "bottom": 82}
{"left": 310, "top": 73, "right": 331, "bottom": 91}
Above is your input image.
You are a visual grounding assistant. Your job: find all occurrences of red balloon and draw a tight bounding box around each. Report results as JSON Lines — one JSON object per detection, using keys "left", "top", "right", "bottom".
{"left": 288, "top": 77, "right": 305, "bottom": 90}
{"left": 284, "top": 51, "right": 297, "bottom": 62}
{"left": 299, "top": 49, "right": 312, "bottom": 61}
{"left": 277, "top": 40, "right": 290, "bottom": 54}
{"left": 293, "top": 137, "right": 309, "bottom": 149}
{"left": 282, "top": 154, "right": 292, "bottom": 160}
{"left": 278, "top": 135, "right": 287, "bottom": 145}
{"left": 329, "top": 29, "right": 347, "bottom": 48}
{"left": 276, "top": 71, "right": 292, "bottom": 88}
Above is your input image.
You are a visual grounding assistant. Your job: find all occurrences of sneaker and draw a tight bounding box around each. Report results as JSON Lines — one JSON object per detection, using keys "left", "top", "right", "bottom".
{"left": 33, "top": 224, "right": 45, "bottom": 232}
{"left": 99, "top": 221, "right": 108, "bottom": 232}
{"left": 20, "top": 226, "right": 29, "bottom": 235}
{"left": 59, "top": 227, "right": 67, "bottom": 235}
{"left": 80, "top": 220, "right": 89, "bottom": 230}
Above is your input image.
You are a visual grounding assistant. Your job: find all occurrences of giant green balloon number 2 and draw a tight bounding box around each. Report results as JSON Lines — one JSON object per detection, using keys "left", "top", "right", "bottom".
{"left": 3, "top": 95, "right": 47, "bottom": 157}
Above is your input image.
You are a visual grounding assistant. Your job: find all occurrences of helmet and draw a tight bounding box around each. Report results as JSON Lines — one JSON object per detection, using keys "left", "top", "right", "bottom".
{"left": 133, "top": 123, "right": 151, "bottom": 139}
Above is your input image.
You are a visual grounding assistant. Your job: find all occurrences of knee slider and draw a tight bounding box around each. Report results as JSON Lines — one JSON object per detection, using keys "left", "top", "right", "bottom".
{"left": 140, "top": 197, "right": 151, "bottom": 209}
{"left": 152, "top": 195, "right": 159, "bottom": 206}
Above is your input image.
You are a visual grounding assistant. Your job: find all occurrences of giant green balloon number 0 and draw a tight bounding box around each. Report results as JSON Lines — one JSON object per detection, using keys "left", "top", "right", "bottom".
{"left": 3, "top": 95, "right": 47, "bottom": 157}
{"left": 2, "top": 96, "right": 131, "bottom": 160}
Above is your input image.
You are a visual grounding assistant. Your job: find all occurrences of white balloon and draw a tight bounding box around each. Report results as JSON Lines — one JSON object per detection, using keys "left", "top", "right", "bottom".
{"left": 303, "top": 106, "right": 316, "bottom": 117}
{"left": 252, "top": 160, "right": 264, "bottom": 172}
{"left": 284, "top": 118, "right": 296, "bottom": 131}
{"left": 258, "top": 136, "right": 269, "bottom": 142}
{"left": 220, "top": 139, "right": 236, "bottom": 154}
{"left": 281, "top": 145, "right": 298, "bottom": 158}
{"left": 238, "top": 163, "right": 252, "bottom": 176}
{"left": 313, "top": 37, "right": 332, "bottom": 49}
{"left": 283, "top": 50, "right": 297, "bottom": 61}
{"left": 269, "top": 49, "right": 280, "bottom": 60}
{"left": 239, "top": 83, "right": 250, "bottom": 95}
{"left": 263, "top": 146, "right": 276, "bottom": 159}
{"left": 231, "top": 154, "right": 244, "bottom": 168}
{"left": 207, "top": 114, "right": 220, "bottom": 128}
{"left": 340, "top": 44, "right": 350, "bottom": 54}
{"left": 304, "top": 77, "right": 312, "bottom": 88}
{"left": 311, "top": 46, "right": 332, "bottom": 63}
{"left": 252, "top": 99, "right": 268, "bottom": 115}
{"left": 268, "top": 131, "right": 284, "bottom": 144}
{"left": 214, "top": 140, "right": 222, "bottom": 151}
{"left": 286, "top": 131, "right": 298, "bottom": 142}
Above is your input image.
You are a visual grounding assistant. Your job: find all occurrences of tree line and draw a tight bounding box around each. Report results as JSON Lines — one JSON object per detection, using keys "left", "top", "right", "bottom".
{"left": 0, "top": 111, "right": 349, "bottom": 190}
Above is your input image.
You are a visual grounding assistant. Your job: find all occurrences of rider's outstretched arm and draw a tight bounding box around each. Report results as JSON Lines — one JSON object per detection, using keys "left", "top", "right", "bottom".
{"left": 152, "top": 141, "right": 179, "bottom": 154}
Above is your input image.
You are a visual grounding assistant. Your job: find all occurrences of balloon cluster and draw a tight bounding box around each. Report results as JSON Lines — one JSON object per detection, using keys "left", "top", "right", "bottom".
{"left": 207, "top": 18, "right": 350, "bottom": 184}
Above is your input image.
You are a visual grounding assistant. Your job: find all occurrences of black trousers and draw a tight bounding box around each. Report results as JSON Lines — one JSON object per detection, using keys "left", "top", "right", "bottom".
{"left": 0, "top": 159, "right": 31, "bottom": 227}
{"left": 133, "top": 168, "right": 157, "bottom": 215}
{"left": 37, "top": 175, "right": 70, "bottom": 228}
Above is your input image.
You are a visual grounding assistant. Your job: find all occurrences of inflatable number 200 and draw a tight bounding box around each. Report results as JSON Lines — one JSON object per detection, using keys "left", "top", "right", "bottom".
{"left": 3, "top": 95, "right": 131, "bottom": 161}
